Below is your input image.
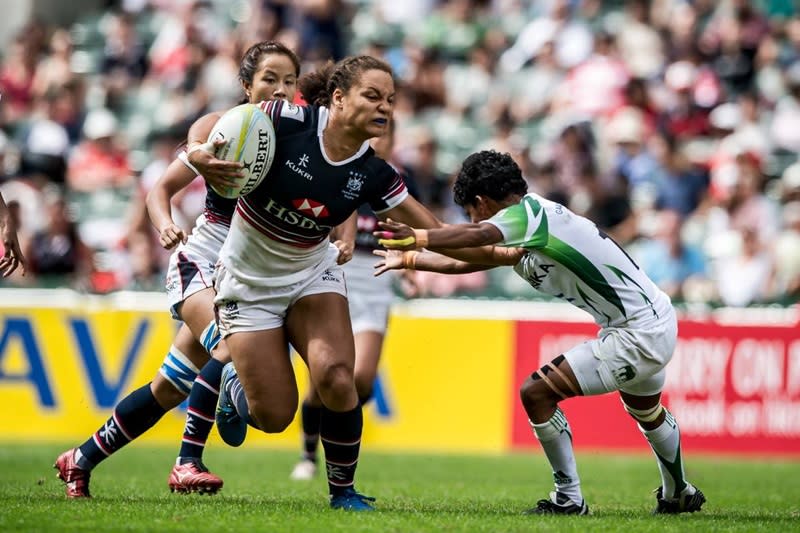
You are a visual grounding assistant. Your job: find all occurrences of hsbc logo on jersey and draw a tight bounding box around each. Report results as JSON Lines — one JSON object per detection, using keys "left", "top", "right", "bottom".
{"left": 293, "top": 198, "right": 329, "bottom": 218}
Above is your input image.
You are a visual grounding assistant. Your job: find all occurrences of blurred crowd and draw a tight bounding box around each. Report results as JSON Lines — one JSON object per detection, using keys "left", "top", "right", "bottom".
{"left": 0, "top": 0, "right": 799, "bottom": 307}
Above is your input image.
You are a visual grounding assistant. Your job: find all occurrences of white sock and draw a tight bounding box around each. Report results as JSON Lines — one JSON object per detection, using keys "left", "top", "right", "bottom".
{"left": 640, "top": 409, "right": 690, "bottom": 500}
{"left": 531, "top": 408, "right": 582, "bottom": 504}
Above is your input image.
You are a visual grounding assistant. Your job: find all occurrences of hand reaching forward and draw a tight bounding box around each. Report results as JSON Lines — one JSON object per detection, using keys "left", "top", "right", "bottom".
{"left": 375, "top": 219, "right": 424, "bottom": 250}
{"left": 372, "top": 249, "right": 405, "bottom": 276}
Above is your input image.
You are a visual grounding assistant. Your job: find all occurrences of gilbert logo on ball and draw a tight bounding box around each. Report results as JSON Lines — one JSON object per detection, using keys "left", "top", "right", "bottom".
{"left": 207, "top": 103, "right": 276, "bottom": 199}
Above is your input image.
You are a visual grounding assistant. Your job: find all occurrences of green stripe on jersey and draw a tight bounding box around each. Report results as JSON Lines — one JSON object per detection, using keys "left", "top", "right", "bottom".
{"left": 542, "top": 236, "right": 627, "bottom": 318}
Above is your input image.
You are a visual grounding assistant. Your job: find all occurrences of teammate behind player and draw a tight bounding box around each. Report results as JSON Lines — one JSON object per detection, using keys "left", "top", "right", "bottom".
{"left": 375, "top": 150, "right": 706, "bottom": 516}
{"left": 53, "top": 41, "right": 302, "bottom": 498}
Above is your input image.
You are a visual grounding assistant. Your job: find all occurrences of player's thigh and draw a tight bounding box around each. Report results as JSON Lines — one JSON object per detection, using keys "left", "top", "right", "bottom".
{"left": 225, "top": 328, "right": 298, "bottom": 419}
{"left": 177, "top": 286, "right": 217, "bottom": 342}
{"left": 565, "top": 327, "right": 673, "bottom": 396}
{"left": 286, "top": 291, "right": 355, "bottom": 385}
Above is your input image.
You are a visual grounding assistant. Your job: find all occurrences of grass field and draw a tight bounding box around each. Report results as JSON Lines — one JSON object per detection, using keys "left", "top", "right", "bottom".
{"left": 1, "top": 443, "right": 798, "bottom": 532}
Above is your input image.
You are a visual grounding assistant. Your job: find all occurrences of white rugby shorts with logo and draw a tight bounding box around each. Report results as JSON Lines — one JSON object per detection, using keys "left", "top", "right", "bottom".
{"left": 215, "top": 243, "right": 347, "bottom": 335}
{"left": 344, "top": 250, "right": 394, "bottom": 335}
{"left": 563, "top": 307, "right": 678, "bottom": 397}
{"left": 165, "top": 214, "right": 228, "bottom": 320}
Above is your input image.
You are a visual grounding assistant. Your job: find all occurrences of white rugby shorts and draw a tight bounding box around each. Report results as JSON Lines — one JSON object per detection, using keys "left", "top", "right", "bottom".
{"left": 165, "top": 215, "right": 228, "bottom": 320}
{"left": 214, "top": 249, "right": 347, "bottom": 335}
{"left": 563, "top": 307, "right": 678, "bottom": 397}
{"left": 344, "top": 251, "right": 394, "bottom": 335}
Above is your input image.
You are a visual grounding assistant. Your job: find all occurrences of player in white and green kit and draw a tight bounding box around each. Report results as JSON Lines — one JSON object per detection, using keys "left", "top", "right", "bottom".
{"left": 375, "top": 150, "right": 705, "bottom": 516}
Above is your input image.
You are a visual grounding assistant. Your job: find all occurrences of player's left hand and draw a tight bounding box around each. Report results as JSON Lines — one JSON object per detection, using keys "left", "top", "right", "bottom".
{"left": 0, "top": 224, "right": 27, "bottom": 277}
{"left": 375, "top": 219, "right": 417, "bottom": 250}
{"left": 372, "top": 249, "right": 404, "bottom": 276}
{"left": 333, "top": 239, "right": 354, "bottom": 265}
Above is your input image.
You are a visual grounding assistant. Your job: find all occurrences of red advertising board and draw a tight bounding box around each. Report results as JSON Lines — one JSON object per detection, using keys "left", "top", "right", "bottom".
{"left": 511, "top": 317, "right": 800, "bottom": 456}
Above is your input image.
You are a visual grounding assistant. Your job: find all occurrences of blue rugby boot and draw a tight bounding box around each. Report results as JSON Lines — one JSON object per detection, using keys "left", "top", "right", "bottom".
{"left": 330, "top": 487, "right": 376, "bottom": 511}
{"left": 215, "top": 362, "right": 247, "bottom": 447}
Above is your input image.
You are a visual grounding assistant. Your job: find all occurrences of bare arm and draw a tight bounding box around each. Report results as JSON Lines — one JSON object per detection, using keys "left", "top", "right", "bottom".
{"left": 373, "top": 248, "right": 521, "bottom": 277}
{"left": 145, "top": 158, "right": 199, "bottom": 249}
{"left": 375, "top": 202, "right": 525, "bottom": 264}
{"left": 0, "top": 192, "right": 27, "bottom": 276}
{"left": 330, "top": 211, "right": 357, "bottom": 265}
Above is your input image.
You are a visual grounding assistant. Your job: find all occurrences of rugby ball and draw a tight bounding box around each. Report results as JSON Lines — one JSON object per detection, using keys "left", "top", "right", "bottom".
{"left": 207, "top": 103, "right": 276, "bottom": 199}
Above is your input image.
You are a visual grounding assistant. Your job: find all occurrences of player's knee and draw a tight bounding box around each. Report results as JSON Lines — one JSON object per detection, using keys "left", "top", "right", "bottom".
{"left": 316, "top": 362, "right": 355, "bottom": 402}
{"left": 621, "top": 398, "right": 665, "bottom": 427}
{"left": 519, "top": 374, "right": 557, "bottom": 411}
{"left": 354, "top": 373, "right": 374, "bottom": 404}
{"left": 249, "top": 399, "right": 295, "bottom": 433}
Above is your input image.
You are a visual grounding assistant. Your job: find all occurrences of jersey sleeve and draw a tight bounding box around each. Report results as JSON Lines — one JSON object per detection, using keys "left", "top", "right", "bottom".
{"left": 259, "top": 100, "right": 309, "bottom": 137}
{"left": 368, "top": 160, "right": 409, "bottom": 214}
{"left": 484, "top": 195, "right": 549, "bottom": 249}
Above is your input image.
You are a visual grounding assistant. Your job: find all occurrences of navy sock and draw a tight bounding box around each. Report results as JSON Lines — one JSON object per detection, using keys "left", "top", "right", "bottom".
{"left": 300, "top": 402, "right": 322, "bottom": 462}
{"left": 77, "top": 383, "right": 166, "bottom": 470}
{"left": 178, "top": 358, "right": 224, "bottom": 462}
{"left": 320, "top": 405, "right": 363, "bottom": 496}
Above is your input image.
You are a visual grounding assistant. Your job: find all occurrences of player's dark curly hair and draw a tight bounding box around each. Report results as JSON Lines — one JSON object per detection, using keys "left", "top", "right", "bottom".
{"left": 299, "top": 55, "right": 393, "bottom": 107}
{"left": 453, "top": 150, "right": 528, "bottom": 207}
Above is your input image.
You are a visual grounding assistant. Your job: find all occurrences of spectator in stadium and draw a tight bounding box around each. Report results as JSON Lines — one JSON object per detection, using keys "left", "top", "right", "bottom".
{"left": 632, "top": 208, "right": 708, "bottom": 301}
{"left": 186, "top": 55, "right": 446, "bottom": 511}
{"left": 53, "top": 40, "right": 305, "bottom": 498}
{"left": 375, "top": 150, "right": 705, "bottom": 516}
{"left": 0, "top": 189, "right": 27, "bottom": 277}
{"left": 24, "top": 189, "right": 92, "bottom": 282}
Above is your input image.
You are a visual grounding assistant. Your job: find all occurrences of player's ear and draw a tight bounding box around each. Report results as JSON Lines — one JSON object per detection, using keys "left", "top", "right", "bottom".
{"left": 241, "top": 79, "right": 252, "bottom": 100}
{"left": 332, "top": 88, "right": 345, "bottom": 110}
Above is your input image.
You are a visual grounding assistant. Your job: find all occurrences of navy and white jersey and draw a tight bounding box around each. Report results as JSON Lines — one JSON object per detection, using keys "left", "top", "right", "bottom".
{"left": 178, "top": 150, "right": 237, "bottom": 226}
{"left": 220, "top": 102, "right": 409, "bottom": 286}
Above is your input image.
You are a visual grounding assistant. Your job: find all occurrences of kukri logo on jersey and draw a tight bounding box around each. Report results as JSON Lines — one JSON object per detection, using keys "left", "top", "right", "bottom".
{"left": 285, "top": 153, "right": 313, "bottom": 180}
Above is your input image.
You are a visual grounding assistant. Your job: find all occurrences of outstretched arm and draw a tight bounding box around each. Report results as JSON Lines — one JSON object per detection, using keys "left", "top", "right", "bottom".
{"left": 0, "top": 192, "right": 27, "bottom": 276}
{"left": 373, "top": 248, "right": 520, "bottom": 277}
{"left": 378, "top": 196, "right": 526, "bottom": 265}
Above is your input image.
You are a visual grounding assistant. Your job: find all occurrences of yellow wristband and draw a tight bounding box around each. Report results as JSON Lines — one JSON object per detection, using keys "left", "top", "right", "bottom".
{"left": 413, "top": 229, "right": 429, "bottom": 249}
{"left": 402, "top": 251, "right": 419, "bottom": 270}
{"left": 378, "top": 236, "right": 417, "bottom": 248}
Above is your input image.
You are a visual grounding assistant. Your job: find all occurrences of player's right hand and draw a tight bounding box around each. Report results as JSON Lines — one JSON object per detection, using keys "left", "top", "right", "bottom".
{"left": 188, "top": 138, "right": 244, "bottom": 190}
{"left": 159, "top": 222, "right": 187, "bottom": 249}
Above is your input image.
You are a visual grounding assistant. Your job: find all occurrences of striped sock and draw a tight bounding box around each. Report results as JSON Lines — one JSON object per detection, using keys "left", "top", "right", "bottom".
{"left": 77, "top": 383, "right": 166, "bottom": 470}
{"left": 641, "top": 409, "right": 687, "bottom": 499}
{"left": 300, "top": 402, "right": 322, "bottom": 463}
{"left": 229, "top": 374, "right": 254, "bottom": 426}
{"left": 320, "top": 405, "right": 363, "bottom": 496}
{"left": 531, "top": 408, "right": 582, "bottom": 504}
{"left": 178, "top": 359, "right": 224, "bottom": 462}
